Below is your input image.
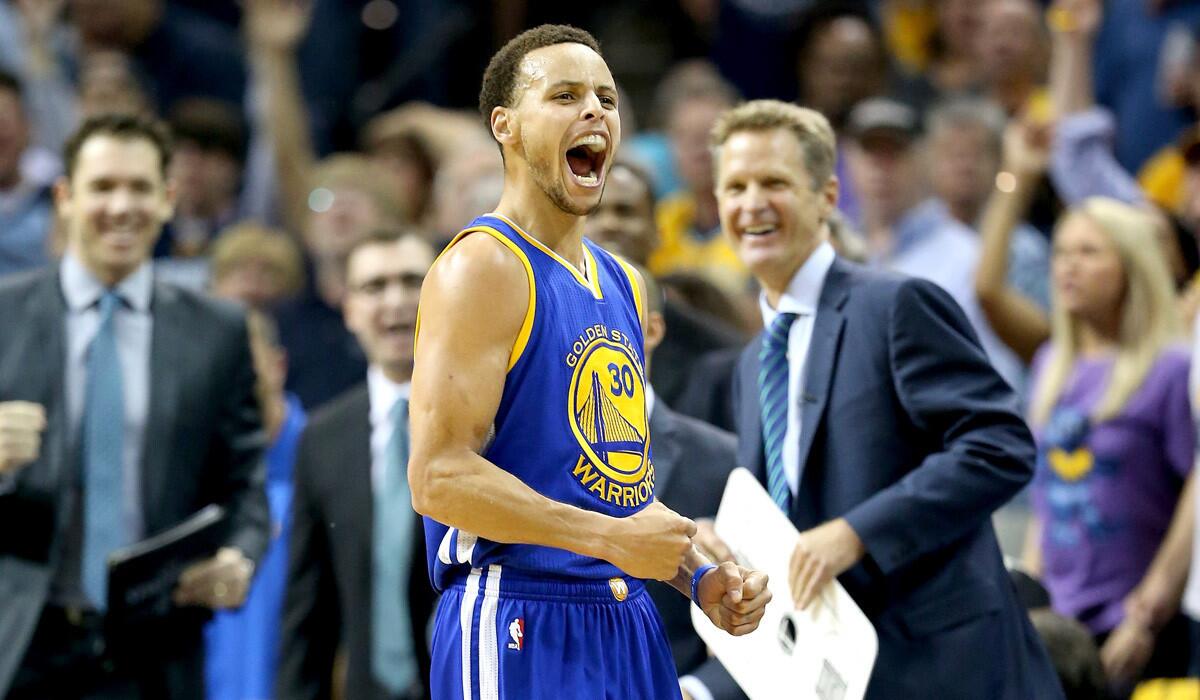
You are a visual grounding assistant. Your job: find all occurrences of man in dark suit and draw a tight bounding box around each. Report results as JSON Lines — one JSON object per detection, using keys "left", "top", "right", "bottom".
{"left": 278, "top": 230, "right": 437, "bottom": 700}
{"left": 688, "top": 99, "right": 1062, "bottom": 699}
{"left": 0, "top": 114, "right": 269, "bottom": 698}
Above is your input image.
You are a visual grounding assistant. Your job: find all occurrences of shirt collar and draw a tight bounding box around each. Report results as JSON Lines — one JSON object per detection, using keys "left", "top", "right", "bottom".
{"left": 60, "top": 253, "right": 153, "bottom": 312}
{"left": 368, "top": 365, "right": 411, "bottom": 428}
{"left": 759, "top": 241, "right": 836, "bottom": 325}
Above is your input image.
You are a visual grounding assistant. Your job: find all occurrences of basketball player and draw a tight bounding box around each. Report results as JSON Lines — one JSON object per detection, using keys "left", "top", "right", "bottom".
{"left": 409, "top": 25, "right": 770, "bottom": 699}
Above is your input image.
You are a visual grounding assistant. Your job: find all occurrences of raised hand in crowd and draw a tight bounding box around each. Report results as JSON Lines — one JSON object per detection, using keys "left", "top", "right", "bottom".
{"left": 244, "top": 0, "right": 313, "bottom": 54}
{"left": 974, "top": 117, "right": 1053, "bottom": 362}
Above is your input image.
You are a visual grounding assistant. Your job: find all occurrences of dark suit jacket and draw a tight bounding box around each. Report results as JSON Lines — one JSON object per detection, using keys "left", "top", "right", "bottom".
{"left": 651, "top": 300, "right": 745, "bottom": 411}
{"left": 645, "top": 397, "right": 737, "bottom": 687}
{"left": 703, "top": 259, "right": 1062, "bottom": 699}
{"left": 277, "top": 384, "right": 435, "bottom": 700}
{"left": 0, "top": 266, "right": 269, "bottom": 698}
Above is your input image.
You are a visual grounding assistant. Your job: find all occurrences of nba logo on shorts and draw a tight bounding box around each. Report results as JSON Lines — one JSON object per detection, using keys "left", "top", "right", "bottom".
{"left": 507, "top": 618, "right": 524, "bottom": 651}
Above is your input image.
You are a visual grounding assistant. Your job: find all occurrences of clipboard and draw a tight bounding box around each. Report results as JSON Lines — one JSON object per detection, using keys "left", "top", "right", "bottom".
{"left": 106, "top": 506, "right": 228, "bottom": 633}
{"left": 690, "top": 469, "right": 878, "bottom": 700}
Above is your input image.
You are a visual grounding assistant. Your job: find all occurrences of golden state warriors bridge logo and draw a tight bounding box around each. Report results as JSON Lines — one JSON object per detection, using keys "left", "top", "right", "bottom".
{"left": 564, "top": 323, "right": 655, "bottom": 508}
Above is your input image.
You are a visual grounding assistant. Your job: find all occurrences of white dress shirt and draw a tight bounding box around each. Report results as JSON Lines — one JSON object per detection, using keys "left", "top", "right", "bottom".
{"left": 367, "top": 366, "right": 411, "bottom": 492}
{"left": 61, "top": 253, "right": 153, "bottom": 542}
{"left": 757, "top": 241, "right": 836, "bottom": 497}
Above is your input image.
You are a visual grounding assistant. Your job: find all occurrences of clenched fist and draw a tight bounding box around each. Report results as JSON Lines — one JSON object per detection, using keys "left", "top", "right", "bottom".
{"left": 0, "top": 401, "right": 46, "bottom": 475}
{"left": 604, "top": 501, "right": 696, "bottom": 581}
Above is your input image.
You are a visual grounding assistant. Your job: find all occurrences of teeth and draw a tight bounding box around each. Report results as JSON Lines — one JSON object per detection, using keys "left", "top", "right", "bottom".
{"left": 570, "top": 134, "right": 607, "bottom": 152}
{"left": 744, "top": 225, "right": 776, "bottom": 235}
{"left": 576, "top": 173, "right": 599, "bottom": 186}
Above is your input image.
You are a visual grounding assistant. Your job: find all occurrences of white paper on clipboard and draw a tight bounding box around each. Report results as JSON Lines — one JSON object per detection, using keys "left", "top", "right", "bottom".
{"left": 690, "top": 468, "right": 878, "bottom": 700}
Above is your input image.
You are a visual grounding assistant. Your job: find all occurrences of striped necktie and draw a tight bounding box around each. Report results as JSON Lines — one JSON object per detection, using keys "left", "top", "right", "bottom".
{"left": 372, "top": 397, "right": 417, "bottom": 695}
{"left": 758, "top": 312, "right": 797, "bottom": 513}
{"left": 82, "top": 290, "right": 126, "bottom": 609}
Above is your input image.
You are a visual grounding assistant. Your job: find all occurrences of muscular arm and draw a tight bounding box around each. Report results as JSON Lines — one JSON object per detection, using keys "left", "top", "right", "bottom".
{"left": 408, "top": 234, "right": 693, "bottom": 580}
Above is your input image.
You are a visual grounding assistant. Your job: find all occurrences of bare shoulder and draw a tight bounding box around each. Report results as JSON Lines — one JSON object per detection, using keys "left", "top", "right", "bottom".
{"left": 426, "top": 232, "right": 527, "bottom": 302}
{"left": 420, "top": 231, "right": 530, "bottom": 342}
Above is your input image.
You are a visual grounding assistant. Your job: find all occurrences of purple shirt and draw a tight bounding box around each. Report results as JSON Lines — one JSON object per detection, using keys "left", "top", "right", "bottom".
{"left": 1031, "top": 345, "right": 1194, "bottom": 634}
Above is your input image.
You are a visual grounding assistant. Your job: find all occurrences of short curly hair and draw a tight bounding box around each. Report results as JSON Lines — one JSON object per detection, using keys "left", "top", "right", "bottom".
{"left": 478, "top": 24, "right": 602, "bottom": 126}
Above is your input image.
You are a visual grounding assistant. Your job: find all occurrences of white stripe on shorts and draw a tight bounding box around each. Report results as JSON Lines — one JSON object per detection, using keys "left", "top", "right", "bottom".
{"left": 438, "top": 528, "right": 456, "bottom": 565}
{"left": 459, "top": 567, "right": 482, "bottom": 700}
{"left": 478, "top": 564, "right": 503, "bottom": 700}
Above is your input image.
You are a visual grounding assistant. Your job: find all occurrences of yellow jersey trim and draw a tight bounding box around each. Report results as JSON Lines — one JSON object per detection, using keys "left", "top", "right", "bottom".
{"left": 613, "top": 256, "right": 645, "bottom": 329}
{"left": 490, "top": 212, "right": 604, "bottom": 300}
{"left": 436, "top": 225, "right": 538, "bottom": 372}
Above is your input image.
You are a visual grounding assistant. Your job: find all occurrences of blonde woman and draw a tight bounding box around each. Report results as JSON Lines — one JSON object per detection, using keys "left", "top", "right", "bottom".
{"left": 1025, "top": 197, "right": 1196, "bottom": 692}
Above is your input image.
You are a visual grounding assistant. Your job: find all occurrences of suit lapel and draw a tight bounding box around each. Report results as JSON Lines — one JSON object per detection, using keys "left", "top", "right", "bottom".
{"left": 31, "top": 271, "right": 69, "bottom": 495}
{"left": 142, "top": 281, "right": 183, "bottom": 532}
{"left": 648, "top": 400, "right": 681, "bottom": 495}
{"left": 793, "top": 261, "right": 850, "bottom": 491}
{"left": 342, "top": 393, "right": 373, "bottom": 565}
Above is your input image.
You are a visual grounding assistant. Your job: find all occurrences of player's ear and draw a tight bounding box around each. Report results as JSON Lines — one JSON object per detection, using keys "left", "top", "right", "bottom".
{"left": 492, "top": 106, "right": 517, "bottom": 147}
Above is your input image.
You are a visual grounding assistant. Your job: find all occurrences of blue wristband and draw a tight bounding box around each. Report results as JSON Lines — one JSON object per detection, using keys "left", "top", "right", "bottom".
{"left": 691, "top": 564, "right": 717, "bottom": 606}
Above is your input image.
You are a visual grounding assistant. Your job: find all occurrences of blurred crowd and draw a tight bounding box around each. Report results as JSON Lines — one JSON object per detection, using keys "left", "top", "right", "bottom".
{"left": 3, "top": 0, "right": 1200, "bottom": 699}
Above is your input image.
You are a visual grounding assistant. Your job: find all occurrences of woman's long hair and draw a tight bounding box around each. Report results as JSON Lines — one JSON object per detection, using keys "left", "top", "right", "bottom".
{"left": 1030, "top": 198, "right": 1181, "bottom": 425}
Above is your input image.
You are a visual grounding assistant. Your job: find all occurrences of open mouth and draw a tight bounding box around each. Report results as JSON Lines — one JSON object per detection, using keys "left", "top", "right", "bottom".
{"left": 564, "top": 133, "right": 608, "bottom": 188}
{"left": 741, "top": 224, "right": 779, "bottom": 238}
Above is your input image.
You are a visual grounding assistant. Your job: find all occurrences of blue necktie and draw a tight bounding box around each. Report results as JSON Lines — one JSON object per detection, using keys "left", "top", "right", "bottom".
{"left": 372, "top": 397, "right": 417, "bottom": 695}
{"left": 759, "top": 312, "right": 797, "bottom": 513}
{"left": 82, "top": 291, "right": 126, "bottom": 610}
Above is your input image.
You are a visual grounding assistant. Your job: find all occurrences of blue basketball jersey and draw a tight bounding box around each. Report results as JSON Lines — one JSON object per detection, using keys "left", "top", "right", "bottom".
{"left": 423, "top": 213, "right": 655, "bottom": 590}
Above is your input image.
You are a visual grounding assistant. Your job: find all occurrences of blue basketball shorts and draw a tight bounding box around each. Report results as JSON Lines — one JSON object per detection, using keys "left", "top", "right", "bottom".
{"left": 429, "top": 564, "right": 683, "bottom": 700}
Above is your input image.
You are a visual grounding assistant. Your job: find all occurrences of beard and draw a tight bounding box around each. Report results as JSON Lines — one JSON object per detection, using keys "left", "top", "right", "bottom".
{"left": 527, "top": 148, "right": 602, "bottom": 217}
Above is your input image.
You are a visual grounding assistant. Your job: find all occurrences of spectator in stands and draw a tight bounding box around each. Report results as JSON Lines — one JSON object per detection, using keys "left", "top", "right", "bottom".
{"left": 1024, "top": 197, "right": 1195, "bottom": 693}
{"left": 1045, "top": 0, "right": 1200, "bottom": 297}
{"left": 792, "top": 4, "right": 895, "bottom": 227}
{"left": 77, "top": 50, "right": 153, "bottom": 119}
{"left": 204, "top": 311, "right": 307, "bottom": 700}
{"left": 0, "top": 0, "right": 76, "bottom": 176}
{"left": 977, "top": 115, "right": 1200, "bottom": 362}
{"left": 0, "top": 112, "right": 268, "bottom": 699}
{"left": 0, "top": 70, "right": 52, "bottom": 276}
{"left": 279, "top": 231, "right": 437, "bottom": 700}
{"left": 360, "top": 115, "right": 439, "bottom": 230}
{"left": 649, "top": 61, "right": 750, "bottom": 301}
{"left": 926, "top": 96, "right": 1050, "bottom": 309}
{"left": 162, "top": 99, "right": 249, "bottom": 259}
{"left": 793, "top": 4, "right": 888, "bottom": 134}
{"left": 977, "top": 0, "right": 1049, "bottom": 116}
{"left": 844, "top": 97, "right": 1027, "bottom": 391}
{"left": 429, "top": 142, "right": 503, "bottom": 245}
{"left": 210, "top": 223, "right": 306, "bottom": 312}
{"left": 71, "top": 0, "right": 247, "bottom": 113}
{"left": 924, "top": 0, "right": 985, "bottom": 94}
{"left": 273, "top": 155, "right": 408, "bottom": 409}
{"left": 584, "top": 160, "right": 744, "bottom": 419}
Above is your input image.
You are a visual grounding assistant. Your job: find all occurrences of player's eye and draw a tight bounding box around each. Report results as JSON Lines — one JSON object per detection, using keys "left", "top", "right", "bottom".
{"left": 555, "top": 92, "right": 575, "bottom": 102}
{"left": 599, "top": 95, "right": 617, "bottom": 108}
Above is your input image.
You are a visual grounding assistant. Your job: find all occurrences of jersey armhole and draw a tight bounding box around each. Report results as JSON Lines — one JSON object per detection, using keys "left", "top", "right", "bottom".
{"left": 418, "top": 226, "right": 537, "bottom": 372}
{"left": 614, "top": 256, "right": 646, "bottom": 330}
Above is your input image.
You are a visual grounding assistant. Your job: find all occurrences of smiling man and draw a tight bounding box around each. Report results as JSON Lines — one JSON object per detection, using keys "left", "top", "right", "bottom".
{"left": 694, "top": 99, "right": 1061, "bottom": 699}
{"left": 408, "top": 25, "right": 770, "bottom": 700}
{"left": 0, "top": 113, "right": 268, "bottom": 698}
